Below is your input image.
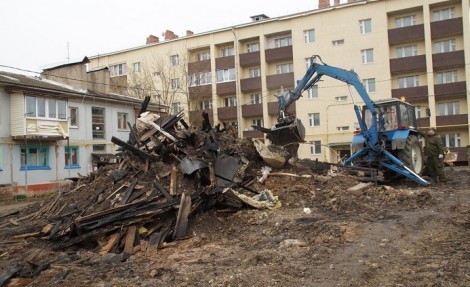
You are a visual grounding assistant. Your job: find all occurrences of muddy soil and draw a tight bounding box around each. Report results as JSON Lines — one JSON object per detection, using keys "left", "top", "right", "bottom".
{"left": 0, "top": 166, "right": 469, "bottom": 287}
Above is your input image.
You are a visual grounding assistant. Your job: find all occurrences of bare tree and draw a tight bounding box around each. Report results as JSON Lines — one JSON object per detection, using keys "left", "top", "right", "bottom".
{"left": 127, "top": 50, "right": 193, "bottom": 115}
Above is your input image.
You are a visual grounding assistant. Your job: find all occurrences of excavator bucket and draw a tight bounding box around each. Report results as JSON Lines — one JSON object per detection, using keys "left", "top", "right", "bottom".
{"left": 270, "top": 118, "right": 305, "bottom": 146}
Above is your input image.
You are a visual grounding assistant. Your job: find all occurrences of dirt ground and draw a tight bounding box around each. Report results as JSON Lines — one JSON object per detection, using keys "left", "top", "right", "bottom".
{"left": 0, "top": 162, "right": 468, "bottom": 287}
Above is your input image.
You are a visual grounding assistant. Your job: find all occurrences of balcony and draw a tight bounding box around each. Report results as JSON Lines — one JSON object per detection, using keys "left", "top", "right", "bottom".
{"left": 417, "top": 114, "right": 468, "bottom": 129}
{"left": 239, "top": 51, "right": 261, "bottom": 67}
{"left": 12, "top": 118, "right": 69, "bottom": 141}
{"left": 216, "top": 81, "right": 236, "bottom": 96}
{"left": 268, "top": 101, "right": 295, "bottom": 115}
{"left": 215, "top": 56, "right": 235, "bottom": 70}
{"left": 434, "top": 82, "right": 467, "bottom": 100}
{"left": 188, "top": 59, "right": 211, "bottom": 74}
{"left": 389, "top": 55, "right": 426, "bottom": 74}
{"left": 431, "top": 17, "right": 463, "bottom": 38}
{"left": 265, "top": 46, "right": 293, "bottom": 63}
{"left": 391, "top": 86, "right": 428, "bottom": 102}
{"left": 436, "top": 114, "right": 468, "bottom": 127}
{"left": 242, "top": 103, "right": 263, "bottom": 117}
{"left": 240, "top": 77, "right": 262, "bottom": 93}
{"left": 189, "top": 84, "right": 212, "bottom": 98}
{"left": 388, "top": 24, "right": 424, "bottom": 45}
{"left": 217, "top": 106, "right": 237, "bottom": 120}
{"left": 243, "top": 129, "right": 264, "bottom": 139}
{"left": 266, "top": 72, "right": 294, "bottom": 90}
{"left": 432, "top": 50, "right": 465, "bottom": 69}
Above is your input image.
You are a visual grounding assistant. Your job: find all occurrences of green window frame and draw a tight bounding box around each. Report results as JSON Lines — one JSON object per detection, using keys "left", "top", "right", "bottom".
{"left": 20, "top": 145, "right": 50, "bottom": 170}
{"left": 65, "top": 146, "right": 80, "bottom": 169}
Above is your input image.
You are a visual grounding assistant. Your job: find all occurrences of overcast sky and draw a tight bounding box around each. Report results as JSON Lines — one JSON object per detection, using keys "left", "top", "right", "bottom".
{"left": 0, "top": 0, "right": 319, "bottom": 74}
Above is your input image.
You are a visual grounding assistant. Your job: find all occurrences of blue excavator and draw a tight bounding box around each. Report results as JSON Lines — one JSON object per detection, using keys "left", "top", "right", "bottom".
{"left": 253, "top": 55, "right": 430, "bottom": 186}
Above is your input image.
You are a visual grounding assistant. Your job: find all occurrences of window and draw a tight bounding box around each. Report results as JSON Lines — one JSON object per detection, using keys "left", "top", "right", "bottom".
{"left": 92, "top": 107, "right": 105, "bottom": 139}
{"left": 359, "top": 19, "right": 372, "bottom": 34}
{"left": 276, "top": 63, "right": 293, "bottom": 74}
{"left": 170, "top": 55, "right": 179, "bottom": 66}
{"left": 438, "top": 102, "right": 459, "bottom": 116}
{"left": 398, "top": 75, "right": 419, "bottom": 88}
{"left": 304, "top": 29, "right": 315, "bottom": 43}
{"left": 133, "top": 62, "right": 141, "bottom": 72}
{"left": 252, "top": 118, "right": 263, "bottom": 128}
{"left": 171, "top": 78, "right": 180, "bottom": 90}
{"left": 416, "top": 107, "right": 423, "bottom": 119}
{"left": 396, "top": 45, "right": 418, "bottom": 58}
{"left": 110, "top": 63, "right": 127, "bottom": 77}
{"left": 65, "top": 146, "right": 79, "bottom": 168}
{"left": 308, "top": 113, "right": 320, "bottom": 127}
{"left": 395, "top": 15, "right": 416, "bottom": 28}
{"left": 20, "top": 146, "right": 50, "bottom": 170}
{"left": 274, "top": 36, "right": 292, "bottom": 48}
{"left": 189, "top": 72, "right": 211, "bottom": 87}
{"left": 25, "top": 96, "right": 36, "bottom": 117}
{"left": 441, "top": 133, "right": 460, "bottom": 148}
{"left": 25, "top": 96, "right": 67, "bottom": 120}
{"left": 224, "top": 97, "right": 237, "bottom": 107}
{"left": 198, "top": 52, "right": 210, "bottom": 61}
{"left": 308, "top": 86, "right": 318, "bottom": 99}
{"left": 361, "top": 49, "right": 374, "bottom": 64}
{"left": 433, "top": 7, "right": 455, "bottom": 21}
{"left": 335, "top": 96, "right": 348, "bottom": 102}
{"left": 221, "top": 47, "right": 234, "bottom": 57}
{"left": 332, "top": 39, "right": 344, "bottom": 46}
{"left": 247, "top": 43, "right": 260, "bottom": 52}
{"left": 93, "top": 144, "right": 106, "bottom": 152}
{"left": 172, "top": 102, "right": 182, "bottom": 114}
{"left": 199, "top": 100, "right": 212, "bottom": 110}
{"left": 117, "top": 112, "right": 128, "bottom": 130}
{"left": 250, "top": 94, "right": 262, "bottom": 104}
{"left": 337, "top": 126, "right": 350, "bottom": 131}
{"left": 434, "top": 39, "right": 456, "bottom": 53}
{"left": 249, "top": 68, "right": 261, "bottom": 78}
{"left": 436, "top": 71, "right": 458, "bottom": 84}
{"left": 310, "top": 141, "right": 321, "bottom": 155}
{"left": 216, "top": 68, "right": 236, "bottom": 82}
{"left": 69, "top": 107, "right": 78, "bottom": 127}
{"left": 363, "top": 78, "right": 376, "bottom": 93}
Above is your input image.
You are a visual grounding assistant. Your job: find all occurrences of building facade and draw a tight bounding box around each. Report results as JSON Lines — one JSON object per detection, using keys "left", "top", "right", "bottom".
{"left": 84, "top": 0, "right": 469, "bottom": 163}
{"left": 0, "top": 71, "right": 166, "bottom": 192}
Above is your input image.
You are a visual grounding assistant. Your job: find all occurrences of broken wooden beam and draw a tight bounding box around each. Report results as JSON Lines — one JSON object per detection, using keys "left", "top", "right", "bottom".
{"left": 121, "top": 226, "right": 137, "bottom": 262}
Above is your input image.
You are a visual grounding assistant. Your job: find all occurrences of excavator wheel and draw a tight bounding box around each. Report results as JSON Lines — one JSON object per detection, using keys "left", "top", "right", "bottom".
{"left": 397, "top": 134, "right": 423, "bottom": 174}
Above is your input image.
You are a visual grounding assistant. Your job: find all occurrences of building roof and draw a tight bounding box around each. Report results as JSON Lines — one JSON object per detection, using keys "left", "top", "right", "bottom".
{"left": 0, "top": 71, "right": 85, "bottom": 95}
{"left": 41, "top": 57, "right": 90, "bottom": 71}
{"left": 0, "top": 71, "right": 169, "bottom": 109}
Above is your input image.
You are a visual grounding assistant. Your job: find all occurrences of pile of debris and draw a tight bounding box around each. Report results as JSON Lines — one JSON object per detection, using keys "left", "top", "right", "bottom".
{"left": 7, "top": 97, "right": 299, "bottom": 265}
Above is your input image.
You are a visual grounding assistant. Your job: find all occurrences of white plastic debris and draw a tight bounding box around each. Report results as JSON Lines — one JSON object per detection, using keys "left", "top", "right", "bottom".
{"left": 258, "top": 166, "right": 272, "bottom": 183}
{"left": 303, "top": 207, "right": 312, "bottom": 214}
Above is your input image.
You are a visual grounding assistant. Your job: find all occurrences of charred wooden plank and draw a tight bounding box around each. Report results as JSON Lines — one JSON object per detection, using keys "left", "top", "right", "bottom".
{"left": 121, "top": 226, "right": 137, "bottom": 262}
{"left": 153, "top": 181, "right": 174, "bottom": 202}
{"left": 120, "top": 179, "right": 137, "bottom": 205}
{"left": 138, "top": 95, "right": 151, "bottom": 117}
{"left": 173, "top": 193, "right": 191, "bottom": 239}
{"left": 0, "top": 265, "right": 21, "bottom": 286}
{"left": 111, "top": 136, "right": 158, "bottom": 161}
{"left": 100, "top": 232, "right": 121, "bottom": 255}
{"left": 147, "top": 225, "right": 172, "bottom": 254}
